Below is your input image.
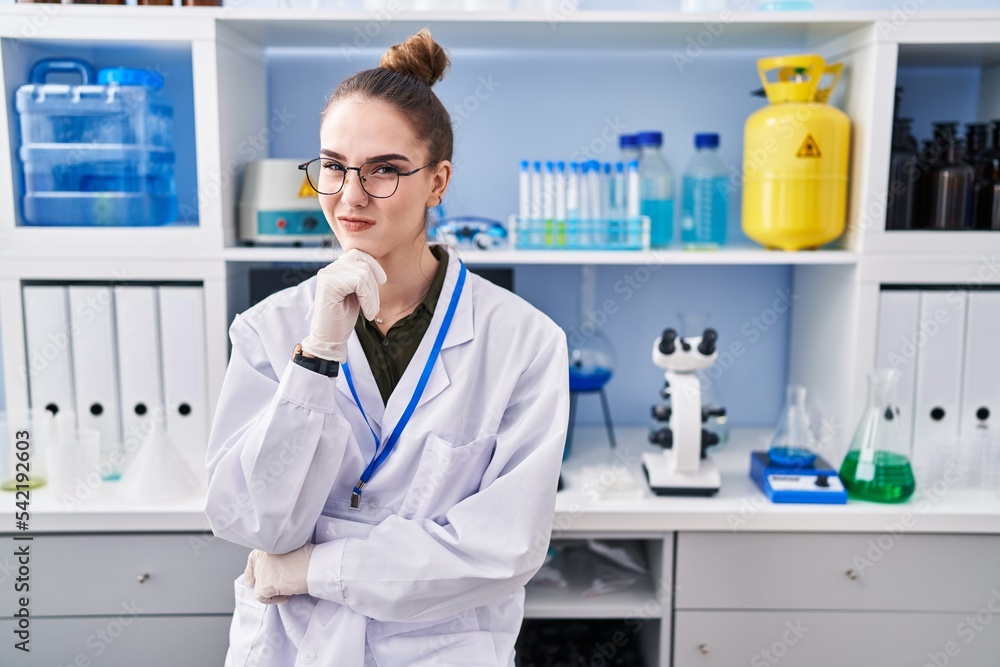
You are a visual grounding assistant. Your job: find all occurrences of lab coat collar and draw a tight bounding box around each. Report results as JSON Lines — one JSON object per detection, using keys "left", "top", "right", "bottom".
{"left": 334, "top": 245, "right": 474, "bottom": 432}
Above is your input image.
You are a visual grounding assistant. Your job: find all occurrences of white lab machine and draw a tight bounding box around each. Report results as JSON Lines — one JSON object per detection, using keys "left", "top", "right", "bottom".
{"left": 239, "top": 159, "right": 330, "bottom": 245}
{"left": 642, "top": 328, "right": 723, "bottom": 496}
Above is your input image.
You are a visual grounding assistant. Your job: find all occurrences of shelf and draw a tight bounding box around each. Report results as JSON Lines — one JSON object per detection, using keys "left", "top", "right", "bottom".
{"left": 525, "top": 559, "right": 662, "bottom": 619}
{"left": 862, "top": 231, "right": 1000, "bottom": 257}
{"left": 223, "top": 245, "right": 860, "bottom": 266}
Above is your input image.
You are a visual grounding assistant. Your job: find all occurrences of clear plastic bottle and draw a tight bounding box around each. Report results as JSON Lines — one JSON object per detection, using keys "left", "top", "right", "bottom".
{"left": 681, "top": 133, "right": 728, "bottom": 249}
{"left": 619, "top": 134, "right": 639, "bottom": 165}
{"left": 636, "top": 131, "right": 674, "bottom": 248}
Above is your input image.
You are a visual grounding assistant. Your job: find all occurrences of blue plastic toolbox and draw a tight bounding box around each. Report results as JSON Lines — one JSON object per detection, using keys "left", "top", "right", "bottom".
{"left": 15, "top": 58, "right": 177, "bottom": 226}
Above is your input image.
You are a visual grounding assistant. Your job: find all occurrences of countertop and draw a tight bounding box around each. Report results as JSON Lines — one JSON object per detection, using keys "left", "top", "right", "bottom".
{"left": 2, "top": 427, "right": 998, "bottom": 535}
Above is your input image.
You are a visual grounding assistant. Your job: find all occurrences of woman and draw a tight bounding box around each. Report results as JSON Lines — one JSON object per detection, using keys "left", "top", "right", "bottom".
{"left": 205, "top": 29, "right": 569, "bottom": 667}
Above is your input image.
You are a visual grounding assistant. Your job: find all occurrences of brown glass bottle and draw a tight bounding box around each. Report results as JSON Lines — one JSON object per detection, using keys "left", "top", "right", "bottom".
{"left": 972, "top": 120, "right": 1000, "bottom": 230}
{"left": 927, "top": 138, "right": 974, "bottom": 230}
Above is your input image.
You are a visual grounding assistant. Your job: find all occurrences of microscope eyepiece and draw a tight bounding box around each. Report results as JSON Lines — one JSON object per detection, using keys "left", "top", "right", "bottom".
{"left": 659, "top": 328, "right": 678, "bottom": 355}
{"left": 697, "top": 328, "right": 718, "bottom": 355}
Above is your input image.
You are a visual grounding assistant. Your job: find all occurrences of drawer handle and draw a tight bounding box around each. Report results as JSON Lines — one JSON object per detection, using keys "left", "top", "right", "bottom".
{"left": 137, "top": 573, "right": 150, "bottom": 584}
{"left": 699, "top": 643, "right": 710, "bottom": 654}
{"left": 846, "top": 569, "right": 859, "bottom": 580}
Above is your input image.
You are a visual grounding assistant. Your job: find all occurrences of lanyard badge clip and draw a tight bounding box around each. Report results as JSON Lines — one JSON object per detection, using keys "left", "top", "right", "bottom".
{"left": 349, "top": 480, "right": 365, "bottom": 510}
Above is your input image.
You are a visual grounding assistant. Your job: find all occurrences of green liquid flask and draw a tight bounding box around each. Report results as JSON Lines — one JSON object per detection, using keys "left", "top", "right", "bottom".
{"left": 839, "top": 369, "right": 915, "bottom": 503}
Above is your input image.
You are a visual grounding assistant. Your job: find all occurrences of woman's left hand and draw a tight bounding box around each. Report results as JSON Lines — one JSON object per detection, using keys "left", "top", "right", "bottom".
{"left": 244, "top": 543, "right": 316, "bottom": 604}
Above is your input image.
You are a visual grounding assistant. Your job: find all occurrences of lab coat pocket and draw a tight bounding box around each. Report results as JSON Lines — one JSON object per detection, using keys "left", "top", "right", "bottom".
{"left": 400, "top": 432, "right": 496, "bottom": 522}
{"left": 368, "top": 608, "right": 499, "bottom": 667}
{"left": 229, "top": 573, "right": 298, "bottom": 666}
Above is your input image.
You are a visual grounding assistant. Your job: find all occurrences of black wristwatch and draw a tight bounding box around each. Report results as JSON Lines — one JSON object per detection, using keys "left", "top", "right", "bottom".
{"left": 293, "top": 344, "right": 340, "bottom": 377}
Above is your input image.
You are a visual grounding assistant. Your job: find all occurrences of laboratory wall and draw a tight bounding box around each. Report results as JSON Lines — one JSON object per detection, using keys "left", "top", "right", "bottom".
{"left": 514, "top": 264, "right": 793, "bottom": 427}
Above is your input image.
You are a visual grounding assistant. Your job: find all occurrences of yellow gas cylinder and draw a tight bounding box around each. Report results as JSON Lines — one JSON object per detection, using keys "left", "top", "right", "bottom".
{"left": 742, "top": 54, "right": 850, "bottom": 251}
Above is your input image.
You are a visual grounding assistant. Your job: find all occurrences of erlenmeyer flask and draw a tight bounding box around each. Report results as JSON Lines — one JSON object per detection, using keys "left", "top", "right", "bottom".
{"left": 768, "top": 384, "right": 817, "bottom": 467}
{"left": 839, "top": 369, "right": 915, "bottom": 503}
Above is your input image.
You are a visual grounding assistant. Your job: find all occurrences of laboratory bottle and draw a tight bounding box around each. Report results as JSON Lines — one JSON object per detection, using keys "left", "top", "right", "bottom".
{"left": 967, "top": 123, "right": 990, "bottom": 230}
{"left": 768, "top": 384, "right": 818, "bottom": 468}
{"left": 636, "top": 131, "right": 674, "bottom": 248}
{"left": 972, "top": 120, "right": 1000, "bottom": 230}
{"left": 966, "top": 122, "right": 989, "bottom": 161}
{"left": 886, "top": 119, "right": 919, "bottom": 230}
{"left": 915, "top": 122, "right": 958, "bottom": 228}
{"left": 681, "top": 132, "right": 728, "bottom": 248}
{"left": 927, "top": 138, "right": 974, "bottom": 230}
{"left": 619, "top": 134, "right": 639, "bottom": 165}
{"left": 839, "top": 369, "right": 915, "bottom": 503}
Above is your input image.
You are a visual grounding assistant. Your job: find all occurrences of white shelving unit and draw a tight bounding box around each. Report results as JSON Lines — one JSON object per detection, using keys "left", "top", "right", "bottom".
{"left": 1, "top": 6, "right": 999, "bottom": 667}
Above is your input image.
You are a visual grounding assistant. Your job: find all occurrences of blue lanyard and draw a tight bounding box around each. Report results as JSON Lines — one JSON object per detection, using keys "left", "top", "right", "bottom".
{"left": 342, "top": 262, "right": 467, "bottom": 510}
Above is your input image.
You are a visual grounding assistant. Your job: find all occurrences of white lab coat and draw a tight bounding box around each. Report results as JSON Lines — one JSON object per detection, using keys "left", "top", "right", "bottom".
{"left": 205, "top": 246, "right": 569, "bottom": 667}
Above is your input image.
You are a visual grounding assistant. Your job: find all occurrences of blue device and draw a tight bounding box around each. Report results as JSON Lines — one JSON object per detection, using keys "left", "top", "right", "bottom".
{"left": 749, "top": 451, "right": 847, "bottom": 504}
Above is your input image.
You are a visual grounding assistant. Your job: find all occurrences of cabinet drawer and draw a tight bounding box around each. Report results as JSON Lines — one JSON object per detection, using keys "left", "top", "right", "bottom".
{"left": 674, "top": 610, "right": 1000, "bottom": 667}
{"left": 675, "top": 532, "right": 1000, "bottom": 612}
{"left": 0, "top": 614, "right": 232, "bottom": 667}
{"left": 2, "top": 533, "right": 249, "bottom": 616}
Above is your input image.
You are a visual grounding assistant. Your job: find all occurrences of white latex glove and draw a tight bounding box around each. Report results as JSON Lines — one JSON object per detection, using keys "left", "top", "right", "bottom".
{"left": 301, "top": 249, "right": 387, "bottom": 361}
{"left": 243, "top": 543, "right": 315, "bottom": 605}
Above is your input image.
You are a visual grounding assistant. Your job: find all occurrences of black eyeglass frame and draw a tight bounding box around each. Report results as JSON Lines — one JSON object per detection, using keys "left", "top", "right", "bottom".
{"left": 298, "top": 157, "right": 440, "bottom": 199}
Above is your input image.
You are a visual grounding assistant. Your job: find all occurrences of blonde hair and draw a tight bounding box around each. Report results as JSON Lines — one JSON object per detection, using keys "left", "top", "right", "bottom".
{"left": 323, "top": 29, "right": 453, "bottom": 163}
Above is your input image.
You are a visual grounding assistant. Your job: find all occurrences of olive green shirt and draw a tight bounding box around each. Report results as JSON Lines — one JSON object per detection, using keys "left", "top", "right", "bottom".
{"left": 355, "top": 245, "right": 449, "bottom": 406}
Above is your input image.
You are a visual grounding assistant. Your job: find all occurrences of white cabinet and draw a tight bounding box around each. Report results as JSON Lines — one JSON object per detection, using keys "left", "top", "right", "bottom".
{"left": 675, "top": 532, "right": 1000, "bottom": 613}
{"left": 0, "top": 615, "right": 234, "bottom": 667}
{"left": 0, "top": 532, "right": 248, "bottom": 667}
{"left": 673, "top": 532, "right": 1000, "bottom": 667}
{"left": 674, "top": 610, "right": 1000, "bottom": 667}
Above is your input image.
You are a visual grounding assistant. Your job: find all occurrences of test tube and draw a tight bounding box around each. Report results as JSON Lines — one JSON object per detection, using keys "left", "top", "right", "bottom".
{"left": 555, "top": 161, "right": 567, "bottom": 247}
{"left": 579, "top": 161, "right": 592, "bottom": 246}
{"left": 567, "top": 162, "right": 581, "bottom": 248}
{"left": 627, "top": 159, "right": 641, "bottom": 248}
{"left": 587, "top": 160, "right": 602, "bottom": 247}
{"left": 518, "top": 160, "right": 530, "bottom": 224}
{"left": 530, "top": 161, "right": 542, "bottom": 247}
{"left": 543, "top": 161, "right": 555, "bottom": 247}
{"left": 611, "top": 161, "right": 625, "bottom": 246}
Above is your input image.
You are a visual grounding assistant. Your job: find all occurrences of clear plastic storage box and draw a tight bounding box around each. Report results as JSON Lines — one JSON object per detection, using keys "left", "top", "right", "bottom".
{"left": 15, "top": 58, "right": 177, "bottom": 226}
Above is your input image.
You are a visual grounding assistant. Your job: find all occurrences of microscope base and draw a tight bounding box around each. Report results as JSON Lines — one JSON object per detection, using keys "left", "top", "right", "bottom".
{"left": 642, "top": 452, "right": 721, "bottom": 496}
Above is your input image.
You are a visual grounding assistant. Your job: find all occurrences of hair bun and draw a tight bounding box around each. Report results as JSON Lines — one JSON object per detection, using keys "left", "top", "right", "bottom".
{"left": 380, "top": 29, "right": 450, "bottom": 87}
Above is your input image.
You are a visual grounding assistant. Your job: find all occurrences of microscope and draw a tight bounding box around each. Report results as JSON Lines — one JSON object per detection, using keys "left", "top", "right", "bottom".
{"left": 642, "top": 328, "right": 725, "bottom": 496}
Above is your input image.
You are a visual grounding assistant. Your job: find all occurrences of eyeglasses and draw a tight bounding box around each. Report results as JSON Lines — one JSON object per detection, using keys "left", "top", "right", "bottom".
{"left": 298, "top": 157, "right": 439, "bottom": 199}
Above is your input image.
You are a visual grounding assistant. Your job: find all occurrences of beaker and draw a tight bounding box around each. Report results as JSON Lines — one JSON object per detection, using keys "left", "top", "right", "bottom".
{"left": 1, "top": 409, "right": 53, "bottom": 491}
{"left": 839, "top": 369, "right": 916, "bottom": 503}
{"left": 768, "top": 384, "right": 818, "bottom": 467}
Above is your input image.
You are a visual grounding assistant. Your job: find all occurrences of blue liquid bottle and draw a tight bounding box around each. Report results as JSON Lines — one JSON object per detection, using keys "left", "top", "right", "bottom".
{"left": 681, "top": 133, "right": 728, "bottom": 249}
{"left": 637, "top": 131, "right": 674, "bottom": 248}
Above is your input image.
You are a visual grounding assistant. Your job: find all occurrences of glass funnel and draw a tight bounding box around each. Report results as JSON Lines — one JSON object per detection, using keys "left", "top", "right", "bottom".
{"left": 768, "top": 384, "right": 818, "bottom": 467}
{"left": 839, "top": 369, "right": 915, "bottom": 503}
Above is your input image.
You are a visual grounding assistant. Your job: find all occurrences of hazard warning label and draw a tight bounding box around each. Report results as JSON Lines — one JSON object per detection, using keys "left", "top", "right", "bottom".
{"left": 298, "top": 175, "right": 317, "bottom": 197}
{"left": 796, "top": 134, "right": 822, "bottom": 158}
